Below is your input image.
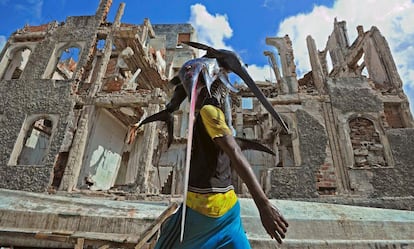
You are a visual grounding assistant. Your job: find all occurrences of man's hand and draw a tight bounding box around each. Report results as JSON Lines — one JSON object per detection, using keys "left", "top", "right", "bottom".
{"left": 258, "top": 201, "right": 288, "bottom": 244}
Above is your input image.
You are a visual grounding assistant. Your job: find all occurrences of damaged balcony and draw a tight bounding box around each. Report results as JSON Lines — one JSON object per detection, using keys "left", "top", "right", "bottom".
{"left": 110, "top": 19, "right": 168, "bottom": 91}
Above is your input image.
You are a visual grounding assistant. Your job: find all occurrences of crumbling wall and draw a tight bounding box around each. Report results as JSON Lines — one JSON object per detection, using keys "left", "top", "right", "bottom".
{"left": 152, "top": 24, "right": 196, "bottom": 77}
{"left": 0, "top": 9, "right": 105, "bottom": 192}
{"left": 0, "top": 79, "right": 73, "bottom": 191}
{"left": 263, "top": 16, "right": 413, "bottom": 206}
{"left": 328, "top": 77, "right": 383, "bottom": 113}
{"left": 268, "top": 110, "right": 326, "bottom": 198}
{"left": 371, "top": 129, "right": 414, "bottom": 197}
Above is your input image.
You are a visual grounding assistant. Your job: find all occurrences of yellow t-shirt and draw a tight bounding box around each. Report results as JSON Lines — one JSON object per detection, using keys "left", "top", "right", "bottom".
{"left": 186, "top": 105, "right": 237, "bottom": 217}
{"left": 199, "top": 104, "right": 232, "bottom": 139}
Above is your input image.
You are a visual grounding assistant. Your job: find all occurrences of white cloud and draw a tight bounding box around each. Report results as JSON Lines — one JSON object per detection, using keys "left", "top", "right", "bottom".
{"left": 246, "top": 64, "right": 275, "bottom": 82}
{"left": 276, "top": 0, "right": 414, "bottom": 114}
{"left": 189, "top": 4, "right": 233, "bottom": 50}
{"left": 189, "top": 3, "right": 276, "bottom": 83}
{"left": 0, "top": 36, "right": 6, "bottom": 52}
{"left": 187, "top": 2, "right": 414, "bottom": 114}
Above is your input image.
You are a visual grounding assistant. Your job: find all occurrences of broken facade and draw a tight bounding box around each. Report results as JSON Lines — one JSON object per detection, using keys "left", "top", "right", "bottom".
{"left": 0, "top": 0, "right": 196, "bottom": 197}
{"left": 0, "top": 1, "right": 413, "bottom": 212}
{"left": 262, "top": 19, "right": 414, "bottom": 208}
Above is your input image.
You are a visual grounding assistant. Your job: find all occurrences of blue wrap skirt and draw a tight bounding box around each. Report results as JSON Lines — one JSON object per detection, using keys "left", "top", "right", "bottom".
{"left": 154, "top": 200, "right": 251, "bottom": 249}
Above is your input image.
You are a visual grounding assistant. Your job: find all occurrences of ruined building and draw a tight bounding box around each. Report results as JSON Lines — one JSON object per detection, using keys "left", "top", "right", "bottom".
{"left": 0, "top": 1, "right": 413, "bottom": 248}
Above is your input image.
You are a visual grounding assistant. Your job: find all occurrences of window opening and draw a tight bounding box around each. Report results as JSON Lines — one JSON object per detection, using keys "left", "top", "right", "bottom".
{"left": 242, "top": 97, "right": 253, "bottom": 110}
{"left": 383, "top": 103, "right": 405, "bottom": 128}
{"left": 2, "top": 48, "right": 31, "bottom": 80}
{"left": 177, "top": 33, "right": 190, "bottom": 47}
{"left": 17, "top": 118, "right": 53, "bottom": 165}
{"left": 276, "top": 133, "right": 294, "bottom": 167}
{"left": 96, "top": 39, "right": 106, "bottom": 51}
{"left": 326, "top": 51, "right": 333, "bottom": 74}
{"left": 357, "top": 53, "right": 368, "bottom": 77}
{"left": 349, "top": 117, "right": 386, "bottom": 168}
{"left": 51, "top": 46, "right": 81, "bottom": 80}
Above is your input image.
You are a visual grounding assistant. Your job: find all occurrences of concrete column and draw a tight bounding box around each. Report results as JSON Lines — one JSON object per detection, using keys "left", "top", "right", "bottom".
{"left": 135, "top": 103, "right": 160, "bottom": 193}
{"left": 306, "top": 35, "right": 325, "bottom": 94}
{"left": 326, "top": 19, "right": 348, "bottom": 68}
{"left": 266, "top": 35, "right": 298, "bottom": 94}
{"left": 59, "top": 106, "right": 95, "bottom": 191}
{"left": 235, "top": 102, "right": 244, "bottom": 137}
{"left": 91, "top": 3, "right": 125, "bottom": 95}
{"left": 370, "top": 27, "right": 403, "bottom": 90}
{"left": 95, "top": 0, "right": 113, "bottom": 23}
{"left": 264, "top": 50, "right": 288, "bottom": 94}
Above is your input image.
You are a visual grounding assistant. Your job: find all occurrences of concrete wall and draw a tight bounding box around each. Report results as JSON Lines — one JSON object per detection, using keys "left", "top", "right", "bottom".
{"left": 0, "top": 15, "right": 102, "bottom": 192}
{"left": 266, "top": 75, "right": 414, "bottom": 204}
{"left": 371, "top": 128, "right": 414, "bottom": 197}
{"left": 268, "top": 109, "right": 326, "bottom": 199}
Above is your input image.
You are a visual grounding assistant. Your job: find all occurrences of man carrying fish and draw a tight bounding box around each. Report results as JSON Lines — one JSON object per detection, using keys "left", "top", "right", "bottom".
{"left": 135, "top": 41, "right": 289, "bottom": 249}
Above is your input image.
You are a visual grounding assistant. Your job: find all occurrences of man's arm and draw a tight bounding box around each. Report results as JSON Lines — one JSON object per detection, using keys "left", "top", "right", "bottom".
{"left": 214, "top": 135, "right": 289, "bottom": 244}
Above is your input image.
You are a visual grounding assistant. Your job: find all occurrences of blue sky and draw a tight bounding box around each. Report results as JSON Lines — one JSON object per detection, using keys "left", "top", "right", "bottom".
{"left": 1, "top": 0, "right": 413, "bottom": 115}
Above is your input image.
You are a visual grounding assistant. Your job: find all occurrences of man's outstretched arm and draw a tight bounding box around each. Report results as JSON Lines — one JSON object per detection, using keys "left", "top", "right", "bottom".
{"left": 214, "top": 135, "right": 289, "bottom": 244}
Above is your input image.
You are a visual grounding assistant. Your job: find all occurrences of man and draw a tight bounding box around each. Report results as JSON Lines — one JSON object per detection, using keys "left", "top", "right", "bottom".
{"left": 136, "top": 43, "right": 289, "bottom": 248}
{"left": 153, "top": 90, "right": 288, "bottom": 248}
